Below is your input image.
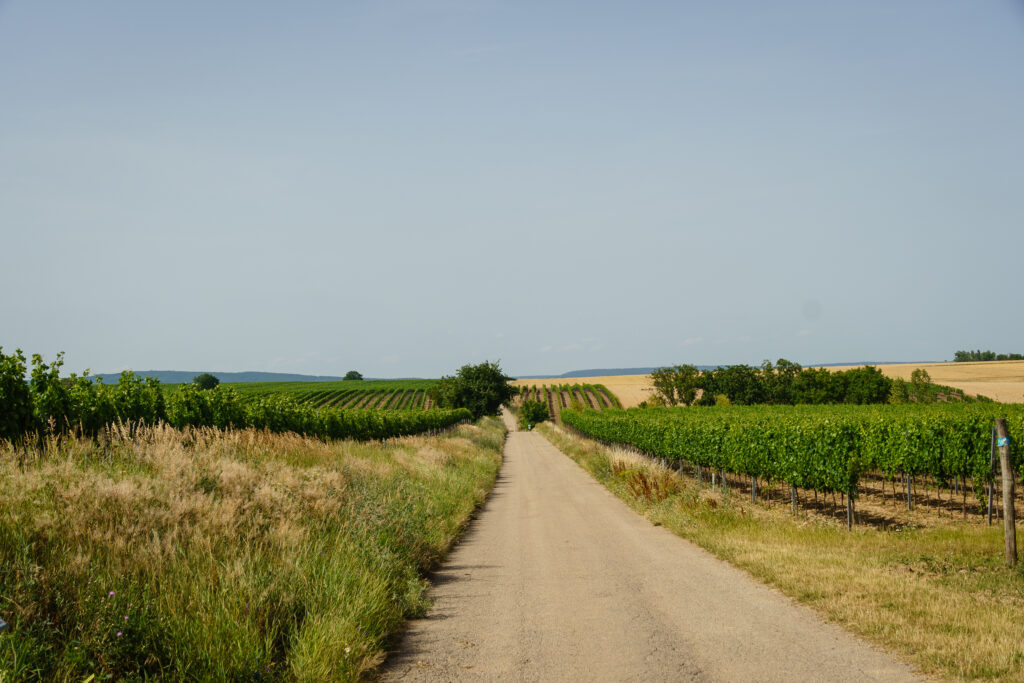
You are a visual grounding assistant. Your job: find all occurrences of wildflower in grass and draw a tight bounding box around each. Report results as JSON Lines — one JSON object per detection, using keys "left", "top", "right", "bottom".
{"left": 108, "top": 591, "right": 115, "bottom": 597}
{"left": 117, "top": 631, "right": 122, "bottom": 637}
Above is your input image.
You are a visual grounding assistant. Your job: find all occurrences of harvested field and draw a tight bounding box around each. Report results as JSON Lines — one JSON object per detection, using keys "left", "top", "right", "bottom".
{"left": 516, "top": 361, "right": 1024, "bottom": 408}
{"left": 820, "top": 360, "right": 1024, "bottom": 403}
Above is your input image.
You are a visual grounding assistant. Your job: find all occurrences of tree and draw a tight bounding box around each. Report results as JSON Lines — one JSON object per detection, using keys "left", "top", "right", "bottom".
{"left": 762, "top": 358, "right": 802, "bottom": 404}
{"left": 793, "top": 367, "right": 844, "bottom": 404}
{"left": 0, "top": 347, "right": 33, "bottom": 441}
{"left": 843, "top": 366, "right": 892, "bottom": 404}
{"left": 888, "top": 378, "right": 910, "bottom": 404}
{"left": 909, "top": 368, "right": 932, "bottom": 403}
{"left": 672, "top": 364, "right": 701, "bottom": 406}
{"left": 650, "top": 367, "right": 678, "bottom": 406}
{"left": 650, "top": 364, "right": 702, "bottom": 406}
{"left": 710, "top": 364, "right": 765, "bottom": 405}
{"left": 430, "top": 361, "right": 516, "bottom": 419}
{"left": 344, "top": 370, "right": 364, "bottom": 380}
{"left": 518, "top": 399, "right": 549, "bottom": 429}
{"left": 193, "top": 373, "right": 220, "bottom": 390}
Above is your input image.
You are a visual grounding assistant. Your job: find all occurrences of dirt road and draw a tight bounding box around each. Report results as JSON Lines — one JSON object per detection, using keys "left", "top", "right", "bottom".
{"left": 381, "top": 412, "right": 919, "bottom": 681}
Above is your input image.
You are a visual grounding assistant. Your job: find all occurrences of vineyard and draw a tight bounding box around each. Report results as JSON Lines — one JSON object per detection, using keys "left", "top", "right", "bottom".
{"left": 562, "top": 404, "right": 1024, "bottom": 526}
{"left": 0, "top": 350, "right": 466, "bottom": 444}
{"left": 513, "top": 383, "right": 622, "bottom": 423}
{"left": 225, "top": 379, "right": 440, "bottom": 411}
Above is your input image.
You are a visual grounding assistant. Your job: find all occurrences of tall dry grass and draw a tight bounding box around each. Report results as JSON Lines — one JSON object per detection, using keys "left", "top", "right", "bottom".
{"left": 0, "top": 419, "right": 504, "bottom": 681}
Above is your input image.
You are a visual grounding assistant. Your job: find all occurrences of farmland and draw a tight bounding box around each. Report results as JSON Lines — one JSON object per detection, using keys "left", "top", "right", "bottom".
{"left": 511, "top": 383, "right": 621, "bottom": 423}
{"left": 514, "top": 376, "right": 646, "bottom": 409}
{"left": 518, "top": 360, "right": 1024, "bottom": 409}
{"left": 0, "top": 349, "right": 459, "bottom": 446}
{"left": 823, "top": 360, "right": 1024, "bottom": 404}
{"left": 562, "top": 404, "right": 1024, "bottom": 527}
{"left": 223, "top": 380, "right": 440, "bottom": 411}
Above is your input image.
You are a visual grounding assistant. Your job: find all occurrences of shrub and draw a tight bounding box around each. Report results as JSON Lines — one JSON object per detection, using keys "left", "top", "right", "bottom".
{"left": 430, "top": 361, "right": 516, "bottom": 419}
{"left": 192, "top": 373, "right": 220, "bottom": 390}
{"left": 518, "top": 400, "right": 549, "bottom": 428}
{"left": 0, "top": 347, "right": 32, "bottom": 442}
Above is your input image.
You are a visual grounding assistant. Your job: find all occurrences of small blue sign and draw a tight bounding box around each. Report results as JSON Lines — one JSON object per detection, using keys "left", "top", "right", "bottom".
{"left": 998, "top": 437, "right": 1009, "bottom": 447}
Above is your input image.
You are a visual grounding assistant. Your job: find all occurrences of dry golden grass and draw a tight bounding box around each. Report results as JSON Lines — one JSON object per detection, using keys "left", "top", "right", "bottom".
{"left": 820, "top": 360, "right": 1024, "bottom": 403}
{"left": 0, "top": 420, "right": 506, "bottom": 681}
{"left": 513, "top": 375, "right": 654, "bottom": 408}
{"left": 540, "top": 423, "right": 1024, "bottom": 681}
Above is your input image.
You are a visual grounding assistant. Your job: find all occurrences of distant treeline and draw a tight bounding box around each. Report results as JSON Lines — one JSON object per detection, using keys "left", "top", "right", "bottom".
{"left": 0, "top": 349, "right": 470, "bottom": 444}
{"left": 954, "top": 350, "right": 1024, "bottom": 362}
{"left": 648, "top": 360, "right": 985, "bottom": 407}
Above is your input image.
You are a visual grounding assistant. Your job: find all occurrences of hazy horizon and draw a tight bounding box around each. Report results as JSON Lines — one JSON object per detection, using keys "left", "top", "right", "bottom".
{"left": 3, "top": 1, "right": 1023, "bottom": 379}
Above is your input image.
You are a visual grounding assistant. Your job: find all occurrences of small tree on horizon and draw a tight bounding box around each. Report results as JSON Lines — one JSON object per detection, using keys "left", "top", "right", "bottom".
{"left": 192, "top": 373, "right": 220, "bottom": 390}
{"left": 344, "top": 370, "right": 364, "bottom": 380}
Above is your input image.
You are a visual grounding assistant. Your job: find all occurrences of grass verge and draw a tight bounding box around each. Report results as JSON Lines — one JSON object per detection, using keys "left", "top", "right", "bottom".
{"left": 538, "top": 422, "right": 1024, "bottom": 681}
{"left": 0, "top": 418, "right": 505, "bottom": 681}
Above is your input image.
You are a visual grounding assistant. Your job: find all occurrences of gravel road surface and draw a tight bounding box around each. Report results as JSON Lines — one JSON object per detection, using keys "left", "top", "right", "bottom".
{"left": 380, "top": 411, "right": 920, "bottom": 682}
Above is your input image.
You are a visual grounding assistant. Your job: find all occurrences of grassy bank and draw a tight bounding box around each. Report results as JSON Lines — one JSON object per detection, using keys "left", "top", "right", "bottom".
{"left": 539, "top": 423, "right": 1024, "bottom": 681}
{"left": 0, "top": 418, "right": 505, "bottom": 681}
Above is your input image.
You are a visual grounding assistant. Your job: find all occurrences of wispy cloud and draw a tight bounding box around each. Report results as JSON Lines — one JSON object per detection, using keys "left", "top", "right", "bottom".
{"left": 682, "top": 336, "right": 704, "bottom": 346}
{"left": 796, "top": 329, "right": 811, "bottom": 337}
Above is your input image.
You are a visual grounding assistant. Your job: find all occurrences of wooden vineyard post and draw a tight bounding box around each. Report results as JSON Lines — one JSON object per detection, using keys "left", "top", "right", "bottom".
{"left": 988, "top": 427, "right": 997, "bottom": 526}
{"left": 751, "top": 476, "right": 757, "bottom": 503}
{"left": 996, "top": 419, "right": 1016, "bottom": 567}
{"left": 791, "top": 484, "right": 796, "bottom": 515}
{"left": 846, "top": 487, "right": 855, "bottom": 530}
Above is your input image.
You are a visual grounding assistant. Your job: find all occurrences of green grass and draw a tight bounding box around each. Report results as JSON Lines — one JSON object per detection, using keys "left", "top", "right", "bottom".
{"left": 539, "top": 422, "right": 1024, "bottom": 681}
{"left": 0, "top": 418, "right": 504, "bottom": 681}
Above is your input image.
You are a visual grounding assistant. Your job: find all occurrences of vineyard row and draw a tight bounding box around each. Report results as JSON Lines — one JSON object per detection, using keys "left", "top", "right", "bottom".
{"left": 562, "top": 405, "right": 1024, "bottom": 513}
{"left": 0, "top": 349, "right": 466, "bottom": 443}
{"left": 515, "top": 384, "right": 622, "bottom": 423}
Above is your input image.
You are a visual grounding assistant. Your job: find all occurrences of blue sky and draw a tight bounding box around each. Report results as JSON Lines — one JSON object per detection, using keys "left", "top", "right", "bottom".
{"left": 2, "top": 1, "right": 1023, "bottom": 378}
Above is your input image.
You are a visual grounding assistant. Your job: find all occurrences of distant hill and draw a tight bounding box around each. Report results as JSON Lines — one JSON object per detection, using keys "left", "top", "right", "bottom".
{"left": 91, "top": 370, "right": 356, "bottom": 385}
{"left": 559, "top": 367, "right": 681, "bottom": 378}
{"left": 517, "top": 367, "right": 712, "bottom": 379}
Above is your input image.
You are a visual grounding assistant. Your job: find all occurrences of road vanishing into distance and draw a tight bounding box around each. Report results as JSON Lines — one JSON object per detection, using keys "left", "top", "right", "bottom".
{"left": 381, "top": 410, "right": 919, "bottom": 682}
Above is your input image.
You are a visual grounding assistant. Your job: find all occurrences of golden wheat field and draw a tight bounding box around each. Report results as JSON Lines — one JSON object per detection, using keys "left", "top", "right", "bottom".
{"left": 821, "top": 360, "right": 1024, "bottom": 403}
{"left": 516, "top": 360, "right": 1024, "bottom": 407}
